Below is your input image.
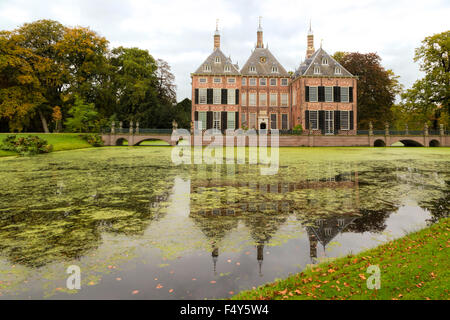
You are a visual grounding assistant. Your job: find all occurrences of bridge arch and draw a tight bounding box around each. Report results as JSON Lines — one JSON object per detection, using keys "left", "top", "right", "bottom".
{"left": 374, "top": 139, "right": 386, "bottom": 147}
{"left": 429, "top": 139, "right": 440, "bottom": 147}
{"left": 134, "top": 138, "right": 171, "bottom": 146}
{"left": 392, "top": 139, "right": 423, "bottom": 147}
{"left": 116, "top": 137, "right": 129, "bottom": 146}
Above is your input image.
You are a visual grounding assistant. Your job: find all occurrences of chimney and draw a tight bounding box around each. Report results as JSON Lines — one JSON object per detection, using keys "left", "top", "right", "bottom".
{"left": 256, "top": 16, "right": 264, "bottom": 48}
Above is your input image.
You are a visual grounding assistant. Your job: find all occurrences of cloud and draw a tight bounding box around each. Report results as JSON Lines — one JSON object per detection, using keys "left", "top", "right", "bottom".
{"left": 0, "top": 0, "right": 449, "bottom": 101}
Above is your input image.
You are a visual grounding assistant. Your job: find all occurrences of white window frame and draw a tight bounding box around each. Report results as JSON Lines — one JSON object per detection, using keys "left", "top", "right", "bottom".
{"left": 213, "top": 88, "right": 221, "bottom": 104}
{"left": 271, "top": 66, "right": 278, "bottom": 73}
{"left": 281, "top": 113, "right": 288, "bottom": 130}
{"left": 325, "top": 86, "right": 333, "bottom": 102}
{"left": 314, "top": 66, "right": 321, "bottom": 74}
{"left": 270, "top": 78, "right": 277, "bottom": 86}
{"left": 281, "top": 78, "right": 288, "bottom": 86}
{"left": 259, "top": 78, "right": 267, "bottom": 86}
{"left": 322, "top": 58, "right": 328, "bottom": 65}
{"left": 309, "top": 110, "right": 318, "bottom": 130}
{"left": 204, "top": 64, "right": 211, "bottom": 72}
{"left": 242, "top": 78, "right": 247, "bottom": 86}
{"left": 199, "top": 88, "right": 207, "bottom": 104}
{"left": 227, "top": 77, "right": 236, "bottom": 84}
{"left": 249, "top": 66, "right": 256, "bottom": 73}
{"left": 241, "top": 92, "right": 247, "bottom": 106}
{"left": 227, "top": 88, "right": 236, "bottom": 105}
{"left": 227, "top": 111, "right": 236, "bottom": 130}
{"left": 215, "top": 56, "right": 220, "bottom": 63}
{"left": 241, "top": 113, "right": 246, "bottom": 126}
{"left": 335, "top": 67, "right": 342, "bottom": 75}
{"left": 270, "top": 114, "right": 277, "bottom": 129}
{"left": 341, "top": 86, "right": 349, "bottom": 103}
{"left": 199, "top": 78, "right": 207, "bottom": 83}
{"left": 249, "top": 93, "right": 257, "bottom": 106}
{"left": 213, "top": 77, "right": 222, "bottom": 83}
{"left": 270, "top": 93, "right": 278, "bottom": 107}
{"left": 259, "top": 93, "right": 267, "bottom": 107}
{"left": 213, "top": 111, "right": 221, "bottom": 130}
{"left": 309, "top": 86, "right": 318, "bottom": 102}
{"left": 340, "top": 110, "right": 350, "bottom": 130}
{"left": 224, "top": 65, "right": 231, "bottom": 72}
{"left": 281, "top": 93, "right": 288, "bottom": 107}
{"left": 249, "top": 78, "right": 257, "bottom": 86}
{"left": 197, "top": 111, "right": 207, "bottom": 130}
{"left": 249, "top": 113, "right": 257, "bottom": 129}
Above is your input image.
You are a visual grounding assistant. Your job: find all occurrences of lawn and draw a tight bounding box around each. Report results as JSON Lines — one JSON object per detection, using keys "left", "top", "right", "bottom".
{"left": 0, "top": 133, "right": 93, "bottom": 156}
{"left": 233, "top": 218, "right": 449, "bottom": 300}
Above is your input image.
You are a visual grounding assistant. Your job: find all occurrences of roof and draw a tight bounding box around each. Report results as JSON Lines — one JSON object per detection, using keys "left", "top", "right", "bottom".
{"left": 241, "top": 47, "right": 289, "bottom": 77}
{"left": 193, "top": 48, "right": 240, "bottom": 75}
{"left": 294, "top": 47, "right": 354, "bottom": 78}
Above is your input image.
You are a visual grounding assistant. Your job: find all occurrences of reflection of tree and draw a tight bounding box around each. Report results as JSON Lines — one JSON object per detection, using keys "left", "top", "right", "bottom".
{"left": 419, "top": 181, "right": 450, "bottom": 225}
{"left": 345, "top": 209, "right": 393, "bottom": 233}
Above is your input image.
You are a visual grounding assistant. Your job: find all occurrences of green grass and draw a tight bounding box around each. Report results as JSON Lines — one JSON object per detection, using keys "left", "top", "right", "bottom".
{"left": 233, "top": 218, "right": 449, "bottom": 300}
{"left": 0, "top": 133, "right": 92, "bottom": 157}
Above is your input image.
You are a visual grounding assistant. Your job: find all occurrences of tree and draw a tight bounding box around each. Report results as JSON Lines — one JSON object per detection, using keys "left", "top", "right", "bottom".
{"left": 64, "top": 95, "right": 99, "bottom": 132}
{"left": 400, "top": 31, "right": 450, "bottom": 130}
{"left": 172, "top": 98, "right": 191, "bottom": 129}
{"left": 333, "top": 52, "right": 401, "bottom": 129}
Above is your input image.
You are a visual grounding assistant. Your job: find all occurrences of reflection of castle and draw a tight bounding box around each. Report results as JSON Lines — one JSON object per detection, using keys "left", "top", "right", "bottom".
{"left": 188, "top": 165, "right": 361, "bottom": 275}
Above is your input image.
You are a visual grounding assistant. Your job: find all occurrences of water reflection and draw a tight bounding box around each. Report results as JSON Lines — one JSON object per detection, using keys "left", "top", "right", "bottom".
{"left": 0, "top": 148, "right": 448, "bottom": 299}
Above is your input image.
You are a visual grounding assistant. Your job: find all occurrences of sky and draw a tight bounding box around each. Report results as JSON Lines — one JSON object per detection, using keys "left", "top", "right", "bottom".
{"left": 0, "top": 0, "right": 449, "bottom": 101}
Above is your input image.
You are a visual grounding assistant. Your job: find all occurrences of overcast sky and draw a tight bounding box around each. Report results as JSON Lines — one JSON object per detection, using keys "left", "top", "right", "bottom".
{"left": 1, "top": 0, "right": 449, "bottom": 101}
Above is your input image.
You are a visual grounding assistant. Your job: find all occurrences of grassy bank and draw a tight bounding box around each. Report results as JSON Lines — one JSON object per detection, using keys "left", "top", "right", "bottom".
{"left": 233, "top": 218, "right": 449, "bottom": 300}
{"left": 0, "top": 133, "right": 93, "bottom": 157}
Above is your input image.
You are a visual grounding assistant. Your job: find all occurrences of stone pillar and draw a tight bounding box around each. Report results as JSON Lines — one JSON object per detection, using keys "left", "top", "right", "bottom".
{"left": 385, "top": 123, "right": 389, "bottom": 136}
{"left": 129, "top": 121, "right": 134, "bottom": 135}
{"left": 119, "top": 121, "right": 123, "bottom": 132}
{"left": 111, "top": 121, "right": 115, "bottom": 134}
{"left": 405, "top": 124, "right": 409, "bottom": 135}
{"left": 440, "top": 124, "right": 444, "bottom": 136}
{"left": 369, "top": 121, "right": 373, "bottom": 136}
{"left": 136, "top": 121, "right": 140, "bottom": 135}
{"left": 424, "top": 123, "right": 428, "bottom": 136}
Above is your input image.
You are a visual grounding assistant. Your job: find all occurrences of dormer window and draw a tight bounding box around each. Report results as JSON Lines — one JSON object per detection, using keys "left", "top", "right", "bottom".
{"left": 271, "top": 66, "right": 278, "bottom": 73}
{"left": 314, "top": 66, "right": 321, "bottom": 74}
{"left": 322, "top": 58, "right": 328, "bottom": 65}
{"left": 249, "top": 66, "right": 256, "bottom": 73}
{"left": 224, "top": 65, "right": 231, "bottom": 72}
{"left": 215, "top": 56, "right": 220, "bottom": 63}
{"left": 204, "top": 64, "right": 211, "bottom": 72}
{"left": 335, "top": 67, "right": 342, "bottom": 75}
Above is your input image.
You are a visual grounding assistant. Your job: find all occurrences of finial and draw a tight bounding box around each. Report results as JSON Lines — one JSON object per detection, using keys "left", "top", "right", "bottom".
{"left": 308, "top": 19, "right": 313, "bottom": 35}
{"left": 258, "top": 16, "right": 263, "bottom": 31}
{"left": 320, "top": 39, "right": 323, "bottom": 48}
{"left": 216, "top": 19, "right": 219, "bottom": 31}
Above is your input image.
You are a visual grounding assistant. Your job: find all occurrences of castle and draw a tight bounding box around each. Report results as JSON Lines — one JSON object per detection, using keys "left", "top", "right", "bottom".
{"left": 191, "top": 19, "right": 357, "bottom": 134}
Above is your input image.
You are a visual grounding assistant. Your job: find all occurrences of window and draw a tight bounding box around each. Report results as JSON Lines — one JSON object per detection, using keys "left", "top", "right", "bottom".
{"left": 325, "top": 86, "right": 333, "bottom": 102}
{"left": 213, "top": 111, "right": 221, "bottom": 129}
{"left": 242, "top": 78, "right": 247, "bottom": 86}
{"left": 249, "top": 93, "right": 257, "bottom": 106}
{"left": 249, "top": 66, "right": 256, "bottom": 73}
{"left": 281, "top": 93, "right": 288, "bottom": 107}
{"left": 309, "top": 110, "right": 318, "bottom": 129}
{"left": 213, "top": 89, "right": 221, "bottom": 104}
{"left": 250, "top": 113, "right": 257, "bottom": 129}
{"left": 199, "top": 89, "right": 207, "bottom": 104}
{"left": 340, "top": 110, "right": 349, "bottom": 130}
{"left": 322, "top": 58, "right": 328, "bottom": 65}
{"left": 259, "top": 93, "right": 267, "bottom": 106}
{"left": 215, "top": 56, "right": 220, "bottom": 63}
{"left": 199, "top": 78, "right": 207, "bottom": 83}
{"left": 197, "top": 111, "right": 207, "bottom": 130}
{"left": 227, "top": 77, "right": 235, "bottom": 84}
{"left": 271, "top": 66, "right": 278, "bottom": 73}
{"left": 224, "top": 65, "right": 231, "bottom": 72}
{"left": 293, "top": 90, "right": 296, "bottom": 105}
{"left": 259, "top": 78, "right": 267, "bottom": 86}
{"left": 341, "top": 87, "right": 349, "bottom": 102}
{"left": 270, "top": 114, "right": 277, "bottom": 129}
{"left": 335, "top": 67, "right": 341, "bottom": 75}
{"left": 204, "top": 64, "right": 211, "bottom": 72}
{"left": 227, "top": 112, "right": 236, "bottom": 130}
{"left": 270, "top": 78, "right": 277, "bottom": 86}
{"left": 270, "top": 93, "right": 277, "bottom": 106}
{"left": 241, "top": 92, "right": 247, "bottom": 106}
{"left": 282, "top": 114, "right": 288, "bottom": 130}
{"left": 281, "top": 78, "right": 288, "bottom": 86}
{"left": 309, "top": 86, "right": 318, "bottom": 102}
{"left": 213, "top": 77, "right": 221, "bottom": 83}
{"left": 228, "top": 89, "right": 235, "bottom": 105}
{"left": 249, "top": 78, "right": 257, "bottom": 86}
{"left": 314, "top": 66, "right": 320, "bottom": 74}
{"left": 241, "top": 113, "right": 246, "bottom": 127}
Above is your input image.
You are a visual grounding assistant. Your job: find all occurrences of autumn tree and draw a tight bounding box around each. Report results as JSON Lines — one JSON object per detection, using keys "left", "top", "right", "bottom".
{"left": 333, "top": 52, "right": 401, "bottom": 129}
{"left": 400, "top": 31, "right": 450, "bottom": 130}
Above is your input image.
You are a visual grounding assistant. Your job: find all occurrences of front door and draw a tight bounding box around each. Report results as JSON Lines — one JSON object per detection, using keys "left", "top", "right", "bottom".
{"left": 325, "top": 111, "right": 334, "bottom": 135}
{"left": 260, "top": 122, "right": 267, "bottom": 130}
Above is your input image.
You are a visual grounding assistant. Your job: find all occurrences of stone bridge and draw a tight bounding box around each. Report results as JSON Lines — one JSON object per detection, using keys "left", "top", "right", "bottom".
{"left": 102, "top": 132, "right": 449, "bottom": 147}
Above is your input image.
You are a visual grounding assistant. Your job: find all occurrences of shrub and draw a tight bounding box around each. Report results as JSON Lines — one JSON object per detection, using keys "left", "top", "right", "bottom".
{"left": 1, "top": 135, "right": 53, "bottom": 156}
{"left": 79, "top": 134, "right": 104, "bottom": 147}
{"left": 293, "top": 124, "right": 303, "bottom": 135}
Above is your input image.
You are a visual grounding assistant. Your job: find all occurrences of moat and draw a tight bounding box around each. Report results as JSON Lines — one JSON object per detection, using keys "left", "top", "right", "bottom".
{"left": 0, "top": 147, "right": 448, "bottom": 299}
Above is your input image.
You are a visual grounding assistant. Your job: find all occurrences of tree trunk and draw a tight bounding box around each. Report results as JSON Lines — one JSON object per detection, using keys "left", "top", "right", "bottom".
{"left": 38, "top": 109, "right": 50, "bottom": 133}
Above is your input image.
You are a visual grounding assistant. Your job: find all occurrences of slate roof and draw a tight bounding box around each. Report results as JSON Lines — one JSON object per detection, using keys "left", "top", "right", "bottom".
{"left": 294, "top": 47, "right": 354, "bottom": 78}
{"left": 241, "top": 47, "right": 289, "bottom": 77}
{"left": 193, "top": 48, "right": 240, "bottom": 75}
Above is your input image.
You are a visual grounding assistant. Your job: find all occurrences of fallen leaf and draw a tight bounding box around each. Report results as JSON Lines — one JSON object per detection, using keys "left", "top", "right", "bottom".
{"left": 156, "top": 284, "right": 163, "bottom": 289}
{"left": 132, "top": 290, "right": 139, "bottom": 295}
{"left": 210, "top": 281, "right": 216, "bottom": 284}
{"left": 169, "top": 289, "right": 174, "bottom": 293}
